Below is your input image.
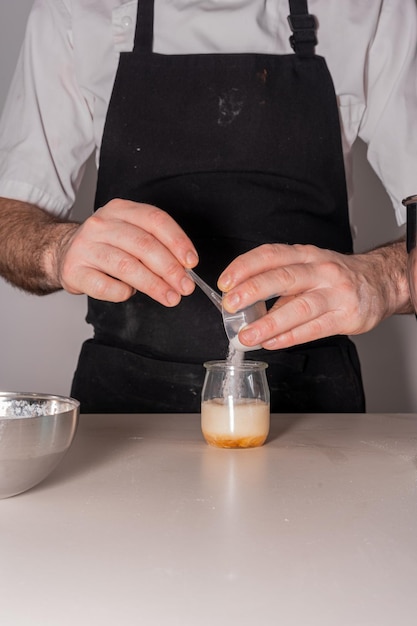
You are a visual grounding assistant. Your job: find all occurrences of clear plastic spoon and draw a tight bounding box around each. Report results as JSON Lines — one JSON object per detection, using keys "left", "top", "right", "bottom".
{"left": 186, "top": 268, "right": 222, "bottom": 313}
{"left": 186, "top": 268, "right": 266, "bottom": 352}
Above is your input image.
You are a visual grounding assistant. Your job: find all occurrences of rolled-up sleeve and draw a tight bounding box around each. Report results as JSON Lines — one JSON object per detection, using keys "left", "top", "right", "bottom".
{"left": 358, "top": 0, "right": 417, "bottom": 226}
{"left": 0, "top": 0, "right": 95, "bottom": 217}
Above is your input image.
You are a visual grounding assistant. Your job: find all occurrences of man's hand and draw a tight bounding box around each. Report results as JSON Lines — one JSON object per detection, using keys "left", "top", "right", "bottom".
{"left": 218, "top": 241, "right": 412, "bottom": 350}
{"left": 0, "top": 198, "right": 198, "bottom": 305}
{"left": 52, "top": 199, "right": 198, "bottom": 305}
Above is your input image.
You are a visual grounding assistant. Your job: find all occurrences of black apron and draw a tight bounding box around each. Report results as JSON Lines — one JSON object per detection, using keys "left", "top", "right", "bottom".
{"left": 71, "top": 0, "right": 366, "bottom": 414}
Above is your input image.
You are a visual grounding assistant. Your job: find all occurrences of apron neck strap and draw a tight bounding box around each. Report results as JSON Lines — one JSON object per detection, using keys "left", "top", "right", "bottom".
{"left": 288, "top": 0, "right": 318, "bottom": 57}
{"left": 133, "top": 1, "right": 318, "bottom": 57}
{"left": 133, "top": 0, "right": 155, "bottom": 53}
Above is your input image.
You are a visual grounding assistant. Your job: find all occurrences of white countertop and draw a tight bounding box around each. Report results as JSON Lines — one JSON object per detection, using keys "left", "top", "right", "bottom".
{"left": 1, "top": 412, "right": 417, "bottom": 626}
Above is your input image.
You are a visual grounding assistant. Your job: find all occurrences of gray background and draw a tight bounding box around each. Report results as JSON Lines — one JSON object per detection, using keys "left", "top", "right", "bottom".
{"left": 0, "top": 1, "right": 416, "bottom": 411}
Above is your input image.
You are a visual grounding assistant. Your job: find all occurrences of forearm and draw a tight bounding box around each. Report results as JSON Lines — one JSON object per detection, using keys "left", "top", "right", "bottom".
{"left": 361, "top": 236, "right": 413, "bottom": 317}
{"left": 0, "top": 197, "right": 79, "bottom": 295}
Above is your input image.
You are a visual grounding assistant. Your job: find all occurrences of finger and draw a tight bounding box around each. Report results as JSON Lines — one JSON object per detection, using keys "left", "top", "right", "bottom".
{"left": 65, "top": 267, "right": 136, "bottom": 303}
{"left": 222, "top": 259, "right": 331, "bottom": 313}
{"left": 218, "top": 243, "right": 314, "bottom": 292}
{"left": 62, "top": 242, "right": 185, "bottom": 306}
{"left": 98, "top": 223, "right": 196, "bottom": 295}
{"left": 238, "top": 288, "right": 342, "bottom": 348}
{"left": 69, "top": 213, "right": 197, "bottom": 296}
{"left": 101, "top": 200, "right": 199, "bottom": 268}
{"left": 260, "top": 311, "right": 343, "bottom": 350}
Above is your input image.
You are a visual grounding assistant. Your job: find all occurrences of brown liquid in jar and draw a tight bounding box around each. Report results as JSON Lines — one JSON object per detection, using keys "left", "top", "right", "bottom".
{"left": 202, "top": 432, "right": 268, "bottom": 449}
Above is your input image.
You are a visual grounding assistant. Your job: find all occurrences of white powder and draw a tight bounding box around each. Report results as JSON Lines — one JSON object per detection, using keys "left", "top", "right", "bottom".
{"left": 226, "top": 341, "right": 244, "bottom": 368}
{"left": 222, "top": 341, "right": 245, "bottom": 400}
{"left": 0, "top": 400, "right": 56, "bottom": 419}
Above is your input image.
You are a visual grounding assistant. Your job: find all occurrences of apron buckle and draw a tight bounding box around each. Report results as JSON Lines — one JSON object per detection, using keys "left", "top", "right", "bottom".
{"left": 287, "top": 14, "right": 318, "bottom": 54}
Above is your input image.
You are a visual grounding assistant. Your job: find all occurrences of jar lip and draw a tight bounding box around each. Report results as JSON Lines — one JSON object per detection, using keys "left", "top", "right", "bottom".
{"left": 203, "top": 360, "right": 268, "bottom": 371}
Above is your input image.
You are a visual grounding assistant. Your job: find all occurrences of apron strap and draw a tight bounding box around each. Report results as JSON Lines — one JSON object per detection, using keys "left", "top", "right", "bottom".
{"left": 133, "top": 0, "right": 154, "bottom": 54}
{"left": 133, "top": 0, "right": 318, "bottom": 58}
{"left": 288, "top": 0, "right": 318, "bottom": 57}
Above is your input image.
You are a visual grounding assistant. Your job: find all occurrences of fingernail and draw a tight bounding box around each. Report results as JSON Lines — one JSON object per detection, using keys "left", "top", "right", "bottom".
{"left": 218, "top": 273, "right": 232, "bottom": 291}
{"left": 166, "top": 290, "right": 180, "bottom": 306}
{"left": 186, "top": 250, "right": 199, "bottom": 266}
{"left": 181, "top": 276, "right": 195, "bottom": 294}
{"left": 224, "top": 292, "right": 241, "bottom": 311}
{"left": 240, "top": 326, "right": 260, "bottom": 344}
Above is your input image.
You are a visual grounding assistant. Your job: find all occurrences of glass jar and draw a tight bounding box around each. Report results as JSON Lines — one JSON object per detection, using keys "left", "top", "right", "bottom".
{"left": 201, "top": 360, "right": 270, "bottom": 449}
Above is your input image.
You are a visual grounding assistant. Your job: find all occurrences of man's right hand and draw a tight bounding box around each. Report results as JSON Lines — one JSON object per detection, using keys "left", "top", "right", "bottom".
{"left": 0, "top": 197, "right": 198, "bottom": 305}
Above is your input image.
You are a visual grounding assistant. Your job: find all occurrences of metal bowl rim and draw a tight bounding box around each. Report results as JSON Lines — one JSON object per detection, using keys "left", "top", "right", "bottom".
{"left": 0, "top": 391, "right": 80, "bottom": 420}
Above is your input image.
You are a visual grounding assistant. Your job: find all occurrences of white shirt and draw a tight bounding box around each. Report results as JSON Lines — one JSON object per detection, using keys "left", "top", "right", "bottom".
{"left": 0, "top": 0, "right": 416, "bottom": 225}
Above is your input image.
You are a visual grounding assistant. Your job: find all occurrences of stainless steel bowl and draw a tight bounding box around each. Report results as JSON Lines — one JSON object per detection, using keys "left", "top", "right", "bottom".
{"left": 0, "top": 392, "right": 79, "bottom": 499}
